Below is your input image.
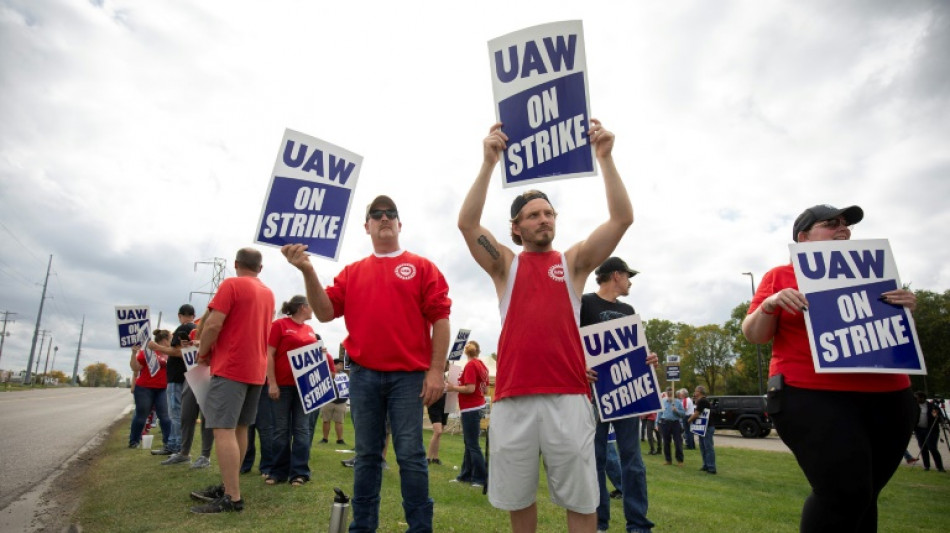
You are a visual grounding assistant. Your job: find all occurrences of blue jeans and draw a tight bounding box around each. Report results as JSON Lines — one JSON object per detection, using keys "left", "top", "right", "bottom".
{"left": 457, "top": 409, "right": 487, "bottom": 485}
{"left": 165, "top": 381, "right": 183, "bottom": 451}
{"left": 681, "top": 415, "right": 695, "bottom": 448}
{"left": 606, "top": 440, "right": 622, "bottom": 491}
{"left": 270, "top": 385, "right": 313, "bottom": 481}
{"left": 349, "top": 363, "right": 431, "bottom": 533}
{"left": 131, "top": 386, "right": 171, "bottom": 446}
{"left": 698, "top": 425, "right": 716, "bottom": 472}
{"left": 595, "top": 416, "right": 653, "bottom": 532}
{"left": 242, "top": 387, "right": 275, "bottom": 474}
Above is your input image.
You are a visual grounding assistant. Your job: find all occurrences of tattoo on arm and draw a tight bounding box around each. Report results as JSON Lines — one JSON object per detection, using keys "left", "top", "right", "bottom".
{"left": 477, "top": 235, "right": 500, "bottom": 260}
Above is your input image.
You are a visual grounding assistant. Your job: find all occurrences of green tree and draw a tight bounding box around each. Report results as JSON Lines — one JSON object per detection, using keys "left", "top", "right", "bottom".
{"left": 723, "top": 301, "right": 772, "bottom": 395}
{"left": 678, "top": 324, "right": 733, "bottom": 395}
{"left": 911, "top": 289, "right": 950, "bottom": 395}
{"left": 83, "top": 362, "right": 119, "bottom": 387}
{"left": 645, "top": 319, "right": 686, "bottom": 390}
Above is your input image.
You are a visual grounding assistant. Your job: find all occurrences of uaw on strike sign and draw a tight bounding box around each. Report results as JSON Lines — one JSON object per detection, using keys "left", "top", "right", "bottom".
{"left": 581, "top": 314, "right": 662, "bottom": 422}
{"left": 488, "top": 20, "right": 594, "bottom": 188}
{"left": 287, "top": 340, "right": 338, "bottom": 414}
{"left": 255, "top": 129, "right": 362, "bottom": 261}
{"left": 790, "top": 239, "right": 925, "bottom": 374}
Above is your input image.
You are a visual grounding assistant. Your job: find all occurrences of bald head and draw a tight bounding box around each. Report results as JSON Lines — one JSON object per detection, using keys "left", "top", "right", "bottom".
{"left": 235, "top": 247, "right": 263, "bottom": 274}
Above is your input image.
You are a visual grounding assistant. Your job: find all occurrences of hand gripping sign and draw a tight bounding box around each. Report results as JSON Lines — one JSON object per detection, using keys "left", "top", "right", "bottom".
{"left": 115, "top": 305, "right": 150, "bottom": 348}
{"left": 790, "top": 239, "right": 925, "bottom": 374}
{"left": 287, "top": 340, "right": 338, "bottom": 414}
{"left": 135, "top": 322, "right": 160, "bottom": 377}
{"left": 690, "top": 409, "right": 710, "bottom": 437}
{"left": 488, "top": 20, "right": 594, "bottom": 188}
{"left": 447, "top": 329, "right": 472, "bottom": 362}
{"left": 256, "top": 129, "right": 362, "bottom": 261}
{"left": 581, "top": 314, "right": 662, "bottom": 422}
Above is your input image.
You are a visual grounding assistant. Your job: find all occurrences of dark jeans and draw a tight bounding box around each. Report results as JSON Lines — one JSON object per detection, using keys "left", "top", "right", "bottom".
{"left": 130, "top": 386, "right": 171, "bottom": 446}
{"left": 595, "top": 416, "right": 653, "bottom": 532}
{"left": 772, "top": 385, "right": 914, "bottom": 532}
{"left": 913, "top": 424, "right": 944, "bottom": 471}
{"left": 457, "top": 409, "right": 487, "bottom": 484}
{"left": 681, "top": 415, "right": 695, "bottom": 448}
{"left": 241, "top": 387, "right": 274, "bottom": 474}
{"left": 643, "top": 419, "right": 656, "bottom": 452}
{"left": 698, "top": 425, "right": 716, "bottom": 473}
{"left": 349, "top": 363, "right": 431, "bottom": 533}
{"left": 658, "top": 419, "right": 683, "bottom": 463}
{"left": 270, "top": 385, "right": 313, "bottom": 481}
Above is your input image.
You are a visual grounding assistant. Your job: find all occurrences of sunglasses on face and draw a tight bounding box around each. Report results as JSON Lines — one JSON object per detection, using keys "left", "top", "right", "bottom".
{"left": 368, "top": 209, "right": 398, "bottom": 220}
{"left": 813, "top": 217, "right": 850, "bottom": 230}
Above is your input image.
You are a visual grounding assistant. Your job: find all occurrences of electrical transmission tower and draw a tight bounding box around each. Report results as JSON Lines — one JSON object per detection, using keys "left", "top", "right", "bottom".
{"left": 190, "top": 258, "right": 227, "bottom": 302}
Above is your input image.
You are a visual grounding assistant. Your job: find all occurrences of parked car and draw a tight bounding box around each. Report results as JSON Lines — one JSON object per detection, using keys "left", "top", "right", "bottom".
{"left": 707, "top": 395, "right": 772, "bottom": 438}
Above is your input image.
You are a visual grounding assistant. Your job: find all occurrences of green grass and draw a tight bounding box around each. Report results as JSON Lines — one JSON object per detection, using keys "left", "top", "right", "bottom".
{"left": 74, "top": 414, "right": 950, "bottom": 532}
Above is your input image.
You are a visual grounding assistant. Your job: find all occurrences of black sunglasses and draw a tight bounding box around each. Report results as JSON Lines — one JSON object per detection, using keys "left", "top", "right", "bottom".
{"left": 368, "top": 209, "right": 398, "bottom": 220}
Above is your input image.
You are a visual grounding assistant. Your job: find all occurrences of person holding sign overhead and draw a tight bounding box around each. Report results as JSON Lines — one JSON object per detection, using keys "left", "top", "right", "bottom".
{"left": 128, "top": 329, "right": 172, "bottom": 449}
{"left": 265, "top": 294, "right": 321, "bottom": 487}
{"left": 742, "top": 204, "right": 917, "bottom": 532}
{"left": 458, "top": 119, "right": 632, "bottom": 533}
{"left": 282, "top": 194, "right": 452, "bottom": 533}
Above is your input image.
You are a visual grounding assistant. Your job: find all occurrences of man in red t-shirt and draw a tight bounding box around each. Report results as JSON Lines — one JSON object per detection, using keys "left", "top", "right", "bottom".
{"left": 189, "top": 248, "right": 275, "bottom": 514}
{"left": 459, "top": 119, "right": 633, "bottom": 532}
{"left": 446, "top": 340, "right": 489, "bottom": 487}
{"left": 282, "top": 195, "right": 451, "bottom": 532}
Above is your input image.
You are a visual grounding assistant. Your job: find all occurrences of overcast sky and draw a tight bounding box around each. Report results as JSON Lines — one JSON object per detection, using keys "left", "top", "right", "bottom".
{"left": 1, "top": 0, "right": 947, "bottom": 380}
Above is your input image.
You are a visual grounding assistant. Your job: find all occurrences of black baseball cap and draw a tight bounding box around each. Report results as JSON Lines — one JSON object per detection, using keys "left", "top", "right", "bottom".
{"left": 595, "top": 257, "right": 638, "bottom": 278}
{"left": 792, "top": 204, "right": 863, "bottom": 242}
{"left": 178, "top": 304, "right": 196, "bottom": 316}
{"left": 510, "top": 190, "right": 551, "bottom": 219}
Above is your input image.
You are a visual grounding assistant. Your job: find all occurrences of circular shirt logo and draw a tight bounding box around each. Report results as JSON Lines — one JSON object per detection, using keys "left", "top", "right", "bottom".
{"left": 548, "top": 264, "right": 566, "bottom": 282}
{"left": 395, "top": 263, "right": 417, "bottom": 280}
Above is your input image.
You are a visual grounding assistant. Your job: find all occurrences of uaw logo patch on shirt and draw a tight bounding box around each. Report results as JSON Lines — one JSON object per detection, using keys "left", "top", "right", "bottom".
{"left": 395, "top": 263, "right": 417, "bottom": 280}
{"left": 548, "top": 264, "right": 566, "bottom": 282}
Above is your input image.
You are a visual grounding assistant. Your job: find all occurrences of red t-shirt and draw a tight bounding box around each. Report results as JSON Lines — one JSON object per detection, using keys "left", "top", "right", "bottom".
{"left": 208, "top": 275, "right": 276, "bottom": 385}
{"left": 325, "top": 251, "right": 451, "bottom": 372}
{"left": 495, "top": 251, "right": 588, "bottom": 401}
{"left": 135, "top": 351, "right": 167, "bottom": 389}
{"left": 458, "top": 357, "right": 489, "bottom": 412}
{"left": 268, "top": 317, "right": 320, "bottom": 387}
{"left": 749, "top": 264, "right": 910, "bottom": 392}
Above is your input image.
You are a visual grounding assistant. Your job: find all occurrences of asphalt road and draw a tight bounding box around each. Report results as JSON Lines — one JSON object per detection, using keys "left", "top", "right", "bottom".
{"left": 0, "top": 387, "right": 132, "bottom": 512}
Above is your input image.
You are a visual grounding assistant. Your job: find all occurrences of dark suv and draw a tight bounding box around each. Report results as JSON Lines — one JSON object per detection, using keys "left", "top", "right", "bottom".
{"left": 707, "top": 395, "right": 772, "bottom": 438}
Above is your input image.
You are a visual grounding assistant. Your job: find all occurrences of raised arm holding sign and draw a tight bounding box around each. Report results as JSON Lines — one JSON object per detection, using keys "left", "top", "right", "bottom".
{"left": 741, "top": 203, "right": 919, "bottom": 531}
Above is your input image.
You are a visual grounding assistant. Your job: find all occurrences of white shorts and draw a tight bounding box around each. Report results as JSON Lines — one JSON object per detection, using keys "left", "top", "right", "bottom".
{"left": 488, "top": 394, "right": 597, "bottom": 514}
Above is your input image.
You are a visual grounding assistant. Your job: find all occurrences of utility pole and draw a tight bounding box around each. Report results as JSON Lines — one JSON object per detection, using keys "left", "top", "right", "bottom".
{"left": 25, "top": 255, "right": 52, "bottom": 385}
{"left": 50, "top": 345, "right": 59, "bottom": 375}
{"left": 33, "top": 331, "right": 48, "bottom": 388}
{"left": 0, "top": 311, "right": 15, "bottom": 368}
{"left": 71, "top": 315, "right": 85, "bottom": 386}
{"left": 41, "top": 335, "right": 53, "bottom": 386}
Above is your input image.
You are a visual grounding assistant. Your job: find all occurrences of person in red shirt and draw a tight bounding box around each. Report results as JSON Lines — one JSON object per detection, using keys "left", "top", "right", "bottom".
{"left": 743, "top": 204, "right": 917, "bottom": 532}
{"left": 446, "top": 340, "right": 489, "bottom": 487}
{"left": 282, "top": 195, "right": 451, "bottom": 532}
{"left": 265, "top": 294, "right": 320, "bottom": 486}
{"left": 190, "top": 247, "right": 275, "bottom": 514}
{"left": 128, "top": 329, "right": 172, "bottom": 449}
{"left": 459, "top": 119, "right": 633, "bottom": 533}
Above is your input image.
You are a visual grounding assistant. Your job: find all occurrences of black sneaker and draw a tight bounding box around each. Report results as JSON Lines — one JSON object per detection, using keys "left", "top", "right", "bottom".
{"left": 320, "top": 438, "right": 329, "bottom": 443}
{"left": 336, "top": 439, "right": 346, "bottom": 445}
{"left": 609, "top": 489, "right": 622, "bottom": 499}
{"left": 190, "top": 494, "right": 244, "bottom": 514}
{"left": 151, "top": 447, "right": 174, "bottom": 456}
{"left": 190, "top": 484, "right": 225, "bottom": 502}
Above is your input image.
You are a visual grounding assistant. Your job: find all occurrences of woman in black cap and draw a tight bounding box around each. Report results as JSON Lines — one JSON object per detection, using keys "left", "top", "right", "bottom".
{"left": 742, "top": 204, "right": 917, "bottom": 532}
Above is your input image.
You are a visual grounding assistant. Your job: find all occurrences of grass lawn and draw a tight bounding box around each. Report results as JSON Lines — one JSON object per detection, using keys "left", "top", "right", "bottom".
{"left": 73, "top": 414, "right": 950, "bottom": 532}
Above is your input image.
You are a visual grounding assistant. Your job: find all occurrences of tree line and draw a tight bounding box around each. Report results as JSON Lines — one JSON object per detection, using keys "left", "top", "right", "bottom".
{"left": 645, "top": 289, "right": 950, "bottom": 397}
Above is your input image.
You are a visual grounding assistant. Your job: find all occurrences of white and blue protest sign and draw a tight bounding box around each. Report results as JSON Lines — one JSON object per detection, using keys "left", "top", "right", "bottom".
{"left": 115, "top": 305, "right": 150, "bottom": 348}
{"left": 255, "top": 129, "right": 362, "bottom": 261}
{"left": 333, "top": 373, "right": 350, "bottom": 400}
{"left": 790, "top": 239, "right": 925, "bottom": 374}
{"left": 287, "top": 340, "right": 337, "bottom": 414}
{"left": 690, "top": 408, "right": 710, "bottom": 437}
{"left": 135, "top": 322, "right": 160, "bottom": 377}
{"left": 181, "top": 345, "right": 199, "bottom": 372}
{"left": 666, "top": 365, "right": 680, "bottom": 381}
{"left": 582, "top": 314, "right": 662, "bottom": 422}
{"left": 447, "top": 329, "right": 472, "bottom": 361}
{"left": 488, "top": 20, "right": 593, "bottom": 188}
